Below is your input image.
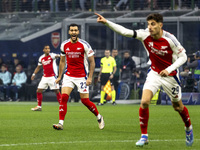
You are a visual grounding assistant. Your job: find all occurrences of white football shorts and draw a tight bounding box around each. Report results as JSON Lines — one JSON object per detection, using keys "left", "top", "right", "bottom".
{"left": 62, "top": 74, "right": 89, "bottom": 93}
{"left": 38, "top": 76, "right": 59, "bottom": 90}
{"left": 143, "top": 69, "right": 182, "bottom": 102}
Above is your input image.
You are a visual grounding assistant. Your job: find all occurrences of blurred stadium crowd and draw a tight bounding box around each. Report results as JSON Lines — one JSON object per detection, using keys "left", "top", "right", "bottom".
{"left": 0, "top": 0, "right": 199, "bottom": 12}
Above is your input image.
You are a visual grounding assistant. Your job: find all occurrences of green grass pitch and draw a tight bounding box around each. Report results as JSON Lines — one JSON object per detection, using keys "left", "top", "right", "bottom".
{"left": 0, "top": 102, "right": 199, "bottom": 150}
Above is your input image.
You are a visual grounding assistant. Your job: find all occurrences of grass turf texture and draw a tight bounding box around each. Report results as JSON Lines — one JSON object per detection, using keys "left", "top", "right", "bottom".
{"left": 0, "top": 102, "right": 199, "bottom": 150}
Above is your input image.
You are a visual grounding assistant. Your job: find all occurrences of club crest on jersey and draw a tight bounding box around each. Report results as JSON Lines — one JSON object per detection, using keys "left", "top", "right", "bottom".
{"left": 51, "top": 32, "right": 60, "bottom": 49}
{"left": 161, "top": 46, "right": 168, "bottom": 49}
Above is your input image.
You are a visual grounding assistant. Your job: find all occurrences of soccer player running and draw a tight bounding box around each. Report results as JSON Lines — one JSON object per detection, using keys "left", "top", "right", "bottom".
{"left": 53, "top": 23, "right": 105, "bottom": 130}
{"left": 31, "top": 45, "right": 61, "bottom": 111}
{"left": 95, "top": 13, "right": 193, "bottom": 146}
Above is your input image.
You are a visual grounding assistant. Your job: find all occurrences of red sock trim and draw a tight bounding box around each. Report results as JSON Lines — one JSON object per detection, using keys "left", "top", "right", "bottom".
{"left": 59, "top": 94, "right": 69, "bottom": 120}
{"left": 56, "top": 92, "right": 61, "bottom": 104}
{"left": 81, "top": 98, "right": 99, "bottom": 116}
{"left": 179, "top": 106, "right": 191, "bottom": 127}
{"left": 139, "top": 107, "right": 149, "bottom": 134}
{"left": 37, "top": 92, "right": 43, "bottom": 106}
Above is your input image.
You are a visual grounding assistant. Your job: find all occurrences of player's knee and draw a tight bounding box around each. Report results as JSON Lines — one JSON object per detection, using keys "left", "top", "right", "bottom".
{"left": 173, "top": 106, "right": 180, "bottom": 112}
{"left": 36, "top": 89, "right": 42, "bottom": 93}
{"left": 54, "top": 90, "right": 60, "bottom": 94}
{"left": 61, "top": 94, "right": 69, "bottom": 104}
{"left": 141, "top": 101, "right": 149, "bottom": 108}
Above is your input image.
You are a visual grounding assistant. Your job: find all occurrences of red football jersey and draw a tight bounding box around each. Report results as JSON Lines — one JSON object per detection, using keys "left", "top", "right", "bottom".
{"left": 60, "top": 39, "right": 94, "bottom": 78}
{"left": 136, "top": 29, "right": 185, "bottom": 76}
{"left": 38, "top": 53, "right": 58, "bottom": 77}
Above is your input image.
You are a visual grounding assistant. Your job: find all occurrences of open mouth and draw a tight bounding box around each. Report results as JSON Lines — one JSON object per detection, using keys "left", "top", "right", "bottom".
{"left": 72, "top": 35, "right": 77, "bottom": 38}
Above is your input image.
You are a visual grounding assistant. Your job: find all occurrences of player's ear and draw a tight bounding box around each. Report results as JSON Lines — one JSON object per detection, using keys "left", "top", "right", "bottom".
{"left": 159, "top": 22, "right": 163, "bottom": 28}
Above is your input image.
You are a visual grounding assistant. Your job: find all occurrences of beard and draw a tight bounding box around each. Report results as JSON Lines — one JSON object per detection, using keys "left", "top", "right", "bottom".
{"left": 71, "top": 35, "right": 78, "bottom": 42}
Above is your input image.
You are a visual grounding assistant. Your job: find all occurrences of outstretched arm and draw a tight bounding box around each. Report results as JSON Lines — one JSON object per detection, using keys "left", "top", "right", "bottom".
{"left": 95, "top": 13, "right": 134, "bottom": 38}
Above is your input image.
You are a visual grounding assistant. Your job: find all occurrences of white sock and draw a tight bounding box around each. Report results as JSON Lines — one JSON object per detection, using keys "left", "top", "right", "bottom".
{"left": 141, "top": 134, "right": 148, "bottom": 137}
{"left": 59, "top": 120, "right": 64, "bottom": 125}
{"left": 97, "top": 114, "right": 101, "bottom": 120}
{"left": 186, "top": 125, "right": 192, "bottom": 131}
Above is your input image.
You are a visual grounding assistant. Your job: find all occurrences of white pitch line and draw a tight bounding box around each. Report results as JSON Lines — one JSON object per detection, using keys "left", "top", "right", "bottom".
{"left": 0, "top": 139, "right": 200, "bottom": 147}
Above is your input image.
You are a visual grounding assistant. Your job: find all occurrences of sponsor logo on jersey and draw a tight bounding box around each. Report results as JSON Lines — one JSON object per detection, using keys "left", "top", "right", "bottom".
{"left": 83, "top": 89, "right": 87, "bottom": 92}
{"left": 148, "top": 42, "right": 168, "bottom": 56}
{"left": 66, "top": 52, "right": 81, "bottom": 58}
{"left": 42, "top": 59, "right": 52, "bottom": 65}
{"left": 51, "top": 32, "right": 60, "bottom": 49}
{"left": 77, "top": 47, "right": 82, "bottom": 50}
{"left": 66, "top": 48, "right": 70, "bottom": 51}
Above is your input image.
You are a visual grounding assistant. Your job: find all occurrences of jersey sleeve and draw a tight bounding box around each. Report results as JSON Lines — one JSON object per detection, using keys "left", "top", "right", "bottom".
{"left": 167, "top": 33, "right": 186, "bottom": 55}
{"left": 135, "top": 28, "right": 150, "bottom": 41}
{"left": 105, "top": 20, "right": 134, "bottom": 38}
{"left": 38, "top": 56, "right": 42, "bottom": 66}
{"left": 60, "top": 42, "right": 66, "bottom": 56}
{"left": 165, "top": 33, "right": 187, "bottom": 73}
{"left": 83, "top": 41, "right": 94, "bottom": 57}
{"left": 50, "top": 53, "right": 57, "bottom": 59}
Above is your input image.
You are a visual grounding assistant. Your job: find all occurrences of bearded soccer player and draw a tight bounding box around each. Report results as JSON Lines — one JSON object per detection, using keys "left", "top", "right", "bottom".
{"left": 96, "top": 13, "right": 193, "bottom": 147}
{"left": 53, "top": 24, "right": 105, "bottom": 130}
{"left": 31, "top": 45, "right": 61, "bottom": 111}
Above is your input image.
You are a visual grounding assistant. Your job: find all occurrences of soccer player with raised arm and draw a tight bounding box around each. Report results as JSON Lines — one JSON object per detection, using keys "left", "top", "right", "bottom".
{"left": 53, "top": 23, "right": 105, "bottom": 130}
{"left": 96, "top": 13, "right": 193, "bottom": 147}
{"left": 31, "top": 45, "right": 61, "bottom": 111}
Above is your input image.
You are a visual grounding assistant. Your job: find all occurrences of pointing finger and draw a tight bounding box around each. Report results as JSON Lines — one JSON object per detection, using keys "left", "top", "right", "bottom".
{"left": 94, "top": 12, "right": 102, "bottom": 18}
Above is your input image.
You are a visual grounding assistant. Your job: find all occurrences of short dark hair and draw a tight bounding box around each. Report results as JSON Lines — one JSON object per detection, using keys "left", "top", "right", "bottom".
{"left": 69, "top": 23, "right": 79, "bottom": 30}
{"left": 1, "top": 64, "right": 7, "bottom": 68}
{"left": 43, "top": 45, "right": 50, "bottom": 49}
{"left": 124, "top": 50, "right": 130, "bottom": 54}
{"left": 147, "top": 13, "right": 163, "bottom": 23}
